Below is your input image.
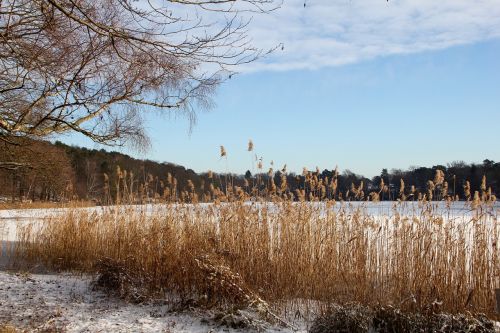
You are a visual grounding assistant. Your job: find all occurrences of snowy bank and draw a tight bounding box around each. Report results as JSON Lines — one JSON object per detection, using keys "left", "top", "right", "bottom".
{"left": 0, "top": 271, "right": 304, "bottom": 332}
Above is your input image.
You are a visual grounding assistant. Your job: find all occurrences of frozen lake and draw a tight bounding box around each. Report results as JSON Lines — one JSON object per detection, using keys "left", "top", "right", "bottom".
{"left": 1, "top": 201, "right": 498, "bottom": 243}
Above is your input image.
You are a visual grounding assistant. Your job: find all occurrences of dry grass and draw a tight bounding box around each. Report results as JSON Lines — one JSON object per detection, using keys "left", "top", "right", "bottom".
{"left": 0, "top": 324, "right": 18, "bottom": 333}
{"left": 0, "top": 200, "right": 94, "bottom": 211}
{"left": 15, "top": 201, "right": 500, "bottom": 319}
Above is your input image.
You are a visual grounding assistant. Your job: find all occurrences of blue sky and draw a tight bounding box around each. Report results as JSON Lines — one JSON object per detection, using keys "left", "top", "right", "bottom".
{"left": 61, "top": 0, "right": 500, "bottom": 178}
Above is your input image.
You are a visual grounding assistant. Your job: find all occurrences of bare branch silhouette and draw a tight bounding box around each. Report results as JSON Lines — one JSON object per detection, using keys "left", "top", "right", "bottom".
{"left": 0, "top": 0, "right": 279, "bottom": 147}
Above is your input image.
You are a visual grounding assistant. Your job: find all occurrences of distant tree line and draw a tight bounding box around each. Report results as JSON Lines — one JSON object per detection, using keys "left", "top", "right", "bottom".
{"left": 0, "top": 139, "right": 74, "bottom": 202}
{"left": 0, "top": 140, "right": 498, "bottom": 203}
{"left": 56, "top": 141, "right": 204, "bottom": 204}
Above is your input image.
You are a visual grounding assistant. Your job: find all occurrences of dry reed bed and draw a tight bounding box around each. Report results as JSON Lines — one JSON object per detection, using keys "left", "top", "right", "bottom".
{"left": 16, "top": 201, "right": 500, "bottom": 318}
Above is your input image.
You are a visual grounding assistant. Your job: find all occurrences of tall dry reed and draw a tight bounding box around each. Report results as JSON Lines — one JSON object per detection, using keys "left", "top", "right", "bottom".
{"left": 16, "top": 201, "right": 500, "bottom": 318}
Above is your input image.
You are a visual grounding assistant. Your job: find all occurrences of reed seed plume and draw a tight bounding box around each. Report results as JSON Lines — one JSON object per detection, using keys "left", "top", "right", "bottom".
{"left": 464, "top": 181, "right": 471, "bottom": 201}
{"left": 481, "top": 175, "right": 487, "bottom": 192}
{"left": 427, "top": 180, "right": 435, "bottom": 201}
{"left": 442, "top": 181, "right": 449, "bottom": 200}
{"left": 434, "top": 169, "right": 445, "bottom": 186}
{"left": 481, "top": 175, "right": 488, "bottom": 201}
{"left": 220, "top": 145, "right": 227, "bottom": 158}
{"left": 399, "top": 178, "right": 405, "bottom": 200}
{"left": 472, "top": 191, "right": 481, "bottom": 209}
{"left": 379, "top": 178, "right": 385, "bottom": 194}
{"left": 369, "top": 191, "right": 380, "bottom": 202}
{"left": 257, "top": 158, "right": 263, "bottom": 170}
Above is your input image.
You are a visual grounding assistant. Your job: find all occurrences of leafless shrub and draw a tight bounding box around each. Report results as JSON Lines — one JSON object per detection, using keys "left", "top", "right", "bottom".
{"left": 310, "top": 305, "right": 497, "bottom": 333}
{"left": 92, "top": 257, "right": 150, "bottom": 303}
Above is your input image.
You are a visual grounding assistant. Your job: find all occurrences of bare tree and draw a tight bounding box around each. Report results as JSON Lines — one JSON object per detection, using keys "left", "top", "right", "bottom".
{"left": 0, "top": 0, "right": 279, "bottom": 147}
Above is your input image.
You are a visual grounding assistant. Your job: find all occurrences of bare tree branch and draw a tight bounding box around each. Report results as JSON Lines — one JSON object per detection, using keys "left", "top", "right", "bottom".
{"left": 0, "top": 0, "right": 279, "bottom": 147}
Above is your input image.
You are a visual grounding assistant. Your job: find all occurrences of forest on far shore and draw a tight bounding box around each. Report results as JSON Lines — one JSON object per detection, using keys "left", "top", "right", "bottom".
{"left": 0, "top": 139, "right": 498, "bottom": 203}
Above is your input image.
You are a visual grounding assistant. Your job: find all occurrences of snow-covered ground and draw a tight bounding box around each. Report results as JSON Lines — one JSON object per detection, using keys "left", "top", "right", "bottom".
{"left": 0, "top": 271, "right": 304, "bottom": 332}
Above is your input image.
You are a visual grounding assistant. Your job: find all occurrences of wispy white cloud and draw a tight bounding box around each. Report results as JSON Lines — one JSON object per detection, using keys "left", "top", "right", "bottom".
{"left": 237, "top": 0, "right": 500, "bottom": 72}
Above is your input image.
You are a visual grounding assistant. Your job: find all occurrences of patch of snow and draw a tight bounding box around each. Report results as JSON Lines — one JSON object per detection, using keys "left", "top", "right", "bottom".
{"left": 0, "top": 271, "right": 305, "bottom": 332}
